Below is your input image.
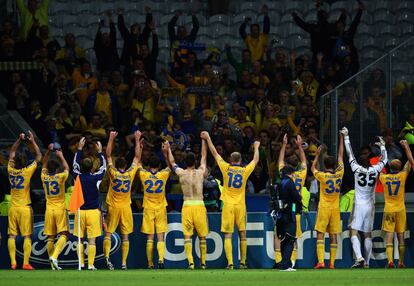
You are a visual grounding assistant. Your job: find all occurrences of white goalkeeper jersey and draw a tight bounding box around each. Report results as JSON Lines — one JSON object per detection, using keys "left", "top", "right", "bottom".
{"left": 344, "top": 136, "right": 388, "bottom": 205}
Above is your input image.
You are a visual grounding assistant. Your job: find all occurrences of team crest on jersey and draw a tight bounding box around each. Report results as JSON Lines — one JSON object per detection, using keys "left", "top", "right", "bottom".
{"left": 15, "top": 220, "right": 121, "bottom": 266}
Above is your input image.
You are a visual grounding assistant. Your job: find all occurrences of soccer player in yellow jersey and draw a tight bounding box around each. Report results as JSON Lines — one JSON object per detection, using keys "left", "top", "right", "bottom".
{"left": 275, "top": 134, "right": 307, "bottom": 268}
{"left": 8, "top": 131, "right": 42, "bottom": 270}
{"left": 42, "top": 144, "right": 70, "bottom": 270}
{"left": 380, "top": 140, "right": 414, "bottom": 268}
{"left": 138, "top": 138, "right": 171, "bottom": 269}
{"left": 203, "top": 131, "right": 260, "bottom": 269}
{"left": 311, "top": 131, "right": 344, "bottom": 269}
{"left": 166, "top": 136, "right": 209, "bottom": 270}
{"left": 103, "top": 131, "right": 141, "bottom": 270}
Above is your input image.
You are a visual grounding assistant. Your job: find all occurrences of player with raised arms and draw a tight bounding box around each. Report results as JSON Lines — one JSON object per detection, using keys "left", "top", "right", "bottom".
{"left": 342, "top": 127, "right": 388, "bottom": 268}
{"left": 166, "top": 134, "right": 209, "bottom": 269}
{"left": 138, "top": 137, "right": 171, "bottom": 269}
{"left": 42, "top": 143, "right": 71, "bottom": 270}
{"left": 103, "top": 131, "right": 141, "bottom": 270}
{"left": 380, "top": 140, "right": 414, "bottom": 268}
{"left": 276, "top": 134, "right": 307, "bottom": 268}
{"left": 311, "top": 131, "right": 344, "bottom": 269}
{"left": 203, "top": 131, "right": 260, "bottom": 269}
{"left": 7, "top": 131, "right": 42, "bottom": 270}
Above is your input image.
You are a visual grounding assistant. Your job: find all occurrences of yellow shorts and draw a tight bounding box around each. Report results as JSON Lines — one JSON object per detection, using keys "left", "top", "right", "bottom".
{"left": 8, "top": 206, "right": 33, "bottom": 236}
{"left": 105, "top": 206, "right": 133, "bottom": 234}
{"left": 182, "top": 204, "right": 209, "bottom": 237}
{"left": 382, "top": 210, "right": 406, "bottom": 233}
{"left": 73, "top": 209, "right": 102, "bottom": 238}
{"left": 295, "top": 214, "right": 302, "bottom": 238}
{"left": 44, "top": 208, "right": 69, "bottom": 236}
{"left": 315, "top": 208, "right": 341, "bottom": 234}
{"left": 141, "top": 207, "right": 167, "bottom": 234}
{"left": 221, "top": 203, "right": 246, "bottom": 233}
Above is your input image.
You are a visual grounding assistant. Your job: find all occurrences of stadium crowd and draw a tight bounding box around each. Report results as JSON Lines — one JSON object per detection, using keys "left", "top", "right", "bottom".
{"left": 0, "top": 0, "right": 413, "bottom": 216}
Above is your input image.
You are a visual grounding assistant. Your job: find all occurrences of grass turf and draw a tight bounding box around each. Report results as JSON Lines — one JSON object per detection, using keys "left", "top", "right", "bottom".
{"left": 1, "top": 269, "right": 414, "bottom": 286}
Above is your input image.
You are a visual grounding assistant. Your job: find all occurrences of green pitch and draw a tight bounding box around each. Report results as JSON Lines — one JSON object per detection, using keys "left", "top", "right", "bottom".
{"left": 1, "top": 269, "right": 414, "bottom": 286}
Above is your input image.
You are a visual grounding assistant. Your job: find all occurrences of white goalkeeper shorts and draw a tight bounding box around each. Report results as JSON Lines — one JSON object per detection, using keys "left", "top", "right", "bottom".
{"left": 349, "top": 203, "right": 375, "bottom": 233}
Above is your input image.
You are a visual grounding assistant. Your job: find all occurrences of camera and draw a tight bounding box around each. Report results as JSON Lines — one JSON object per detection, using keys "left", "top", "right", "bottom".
{"left": 52, "top": 142, "right": 62, "bottom": 151}
{"left": 268, "top": 184, "right": 285, "bottom": 212}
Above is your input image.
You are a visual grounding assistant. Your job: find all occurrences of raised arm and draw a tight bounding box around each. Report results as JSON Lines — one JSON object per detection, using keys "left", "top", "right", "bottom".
{"left": 252, "top": 141, "right": 261, "bottom": 165}
{"left": 278, "top": 134, "right": 288, "bottom": 168}
{"left": 117, "top": 9, "right": 129, "bottom": 39}
{"left": 295, "top": 134, "right": 307, "bottom": 167}
{"left": 93, "top": 141, "right": 107, "bottom": 178}
{"left": 56, "top": 149, "right": 70, "bottom": 172}
{"left": 188, "top": 13, "right": 199, "bottom": 43}
{"left": 338, "top": 132, "right": 344, "bottom": 165}
{"left": 73, "top": 137, "right": 86, "bottom": 175}
{"left": 106, "top": 131, "right": 118, "bottom": 165}
{"left": 133, "top": 131, "right": 143, "bottom": 165}
{"left": 27, "top": 131, "right": 42, "bottom": 163}
{"left": 311, "top": 146, "right": 322, "bottom": 174}
{"left": 168, "top": 12, "right": 180, "bottom": 43}
{"left": 9, "top": 134, "right": 24, "bottom": 161}
{"left": 239, "top": 19, "right": 248, "bottom": 39}
{"left": 262, "top": 5, "right": 270, "bottom": 34}
{"left": 42, "top": 143, "right": 53, "bottom": 168}
{"left": 199, "top": 138, "right": 207, "bottom": 174}
{"left": 400, "top": 140, "right": 414, "bottom": 170}
{"left": 200, "top": 131, "right": 222, "bottom": 162}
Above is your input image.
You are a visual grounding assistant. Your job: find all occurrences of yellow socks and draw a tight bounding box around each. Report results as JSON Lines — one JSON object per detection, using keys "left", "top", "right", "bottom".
{"left": 184, "top": 239, "right": 194, "bottom": 266}
{"left": 316, "top": 240, "right": 324, "bottom": 264}
{"left": 8, "top": 238, "right": 16, "bottom": 266}
{"left": 122, "top": 241, "right": 129, "bottom": 266}
{"left": 275, "top": 249, "right": 282, "bottom": 263}
{"left": 23, "top": 237, "right": 32, "bottom": 265}
{"left": 386, "top": 243, "right": 393, "bottom": 264}
{"left": 398, "top": 244, "right": 405, "bottom": 265}
{"left": 224, "top": 238, "right": 233, "bottom": 266}
{"left": 77, "top": 242, "right": 85, "bottom": 266}
{"left": 103, "top": 237, "right": 111, "bottom": 258}
{"left": 51, "top": 235, "right": 67, "bottom": 260}
{"left": 46, "top": 238, "right": 55, "bottom": 257}
{"left": 330, "top": 243, "right": 338, "bottom": 267}
{"left": 200, "top": 239, "right": 207, "bottom": 266}
{"left": 146, "top": 240, "right": 154, "bottom": 267}
{"left": 157, "top": 241, "right": 165, "bottom": 263}
{"left": 291, "top": 248, "right": 297, "bottom": 262}
{"left": 240, "top": 238, "right": 247, "bottom": 265}
{"left": 88, "top": 244, "right": 96, "bottom": 267}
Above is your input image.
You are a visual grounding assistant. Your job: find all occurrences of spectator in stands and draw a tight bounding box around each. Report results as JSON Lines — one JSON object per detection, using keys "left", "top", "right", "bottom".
{"left": 86, "top": 113, "right": 107, "bottom": 139}
{"left": 94, "top": 12, "right": 120, "bottom": 73}
{"left": 117, "top": 7, "right": 152, "bottom": 69}
{"left": 129, "top": 71, "right": 157, "bottom": 123}
{"left": 239, "top": 4, "right": 270, "bottom": 61}
{"left": 235, "top": 69, "right": 257, "bottom": 105}
{"left": 294, "top": 70, "right": 320, "bottom": 103}
{"left": 383, "top": 129, "right": 403, "bottom": 161}
{"left": 0, "top": 18, "right": 17, "bottom": 39}
{"left": 0, "top": 36, "right": 18, "bottom": 61}
{"left": 225, "top": 45, "right": 252, "bottom": 79}
{"left": 55, "top": 33, "right": 86, "bottom": 75}
{"left": 292, "top": 5, "right": 346, "bottom": 62}
{"left": 140, "top": 22, "right": 158, "bottom": 80}
{"left": 72, "top": 60, "right": 98, "bottom": 107}
{"left": 246, "top": 88, "right": 268, "bottom": 129}
{"left": 168, "top": 10, "right": 199, "bottom": 63}
{"left": 27, "top": 22, "right": 60, "bottom": 60}
{"left": 251, "top": 61, "right": 270, "bottom": 89}
{"left": 16, "top": 0, "right": 50, "bottom": 40}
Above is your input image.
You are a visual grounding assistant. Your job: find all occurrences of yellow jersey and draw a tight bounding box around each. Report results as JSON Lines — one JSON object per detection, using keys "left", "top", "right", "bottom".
{"left": 244, "top": 34, "right": 268, "bottom": 61}
{"left": 380, "top": 163, "right": 410, "bottom": 212}
{"left": 139, "top": 167, "right": 171, "bottom": 209}
{"left": 217, "top": 158, "right": 256, "bottom": 205}
{"left": 106, "top": 163, "right": 139, "bottom": 208}
{"left": 279, "top": 162, "right": 307, "bottom": 194}
{"left": 41, "top": 169, "right": 69, "bottom": 210}
{"left": 314, "top": 163, "right": 344, "bottom": 209}
{"left": 8, "top": 160, "right": 37, "bottom": 207}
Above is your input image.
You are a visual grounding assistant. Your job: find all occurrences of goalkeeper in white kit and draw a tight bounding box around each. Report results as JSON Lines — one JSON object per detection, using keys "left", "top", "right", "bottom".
{"left": 341, "top": 127, "right": 388, "bottom": 268}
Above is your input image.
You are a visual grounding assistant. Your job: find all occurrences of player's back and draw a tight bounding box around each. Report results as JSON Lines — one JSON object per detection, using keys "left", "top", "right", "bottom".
{"left": 41, "top": 169, "right": 69, "bottom": 210}
{"left": 8, "top": 160, "right": 37, "bottom": 207}
{"left": 218, "top": 159, "right": 256, "bottom": 205}
{"left": 107, "top": 163, "right": 138, "bottom": 208}
{"left": 380, "top": 167, "right": 409, "bottom": 212}
{"left": 315, "top": 163, "right": 344, "bottom": 209}
{"left": 177, "top": 168, "right": 204, "bottom": 201}
{"left": 139, "top": 167, "right": 170, "bottom": 209}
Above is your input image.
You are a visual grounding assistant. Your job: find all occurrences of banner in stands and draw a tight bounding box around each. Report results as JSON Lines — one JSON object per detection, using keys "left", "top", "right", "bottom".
{"left": 0, "top": 212, "right": 413, "bottom": 269}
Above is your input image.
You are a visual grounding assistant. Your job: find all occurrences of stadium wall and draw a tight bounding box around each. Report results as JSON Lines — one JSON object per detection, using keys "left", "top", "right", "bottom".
{"left": 0, "top": 212, "right": 413, "bottom": 269}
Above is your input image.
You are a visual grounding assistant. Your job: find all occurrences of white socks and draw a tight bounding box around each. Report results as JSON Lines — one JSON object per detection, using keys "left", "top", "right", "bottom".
{"left": 351, "top": 235, "right": 363, "bottom": 260}
{"left": 364, "top": 237, "right": 372, "bottom": 265}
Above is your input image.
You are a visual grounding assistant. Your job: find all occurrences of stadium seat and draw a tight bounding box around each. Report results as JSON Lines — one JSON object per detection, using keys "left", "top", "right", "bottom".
{"left": 374, "top": 1, "right": 394, "bottom": 13}
{"left": 240, "top": 2, "right": 261, "bottom": 13}
{"left": 165, "top": 2, "right": 190, "bottom": 15}
{"left": 379, "top": 25, "right": 398, "bottom": 38}
{"left": 159, "top": 14, "right": 174, "bottom": 26}
{"left": 397, "top": 1, "right": 414, "bottom": 13}
{"left": 384, "top": 38, "right": 399, "bottom": 51}
{"left": 286, "top": 35, "right": 310, "bottom": 50}
{"left": 356, "top": 23, "right": 372, "bottom": 37}
{"left": 400, "top": 24, "right": 414, "bottom": 37}
{"left": 232, "top": 13, "right": 248, "bottom": 26}
{"left": 359, "top": 13, "right": 373, "bottom": 25}
{"left": 283, "top": 1, "right": 302, "bottom": 14}
{"left": 95, "top": 2, "right": 115, "bottom": 15}
{"left": 209, "top": 14, "right": 230, "bottom": 26}
{"left": 304, "top": 11, "right": 318, "bottom": 23}
{"left": 209, "top": 25, "right": 232, "bottom": 38}
{"left": 373, "top": 10, "right": 395, "bottom": 25}
{"left": 397, "top": 11, "right": 414, "bottom": 25}
{"left": 280, "top": 13, "right": 296, "bottom": 25}
{"left": 329, "top": 1, "right": 348, "bottom": 12}
{"left": 257, "top": 12, "right": 280, "bottom": 26}
{"left": 49, "top": 1, "right": 70, "bottom": 16}
{"left": 74, "top": 2, "right": 93, "bottom": 14}
{"left": 183, "top": 14, "right": 207, "bottom": 27}
{"left": 279, "top": 22, "right": 300, "bottom": 38}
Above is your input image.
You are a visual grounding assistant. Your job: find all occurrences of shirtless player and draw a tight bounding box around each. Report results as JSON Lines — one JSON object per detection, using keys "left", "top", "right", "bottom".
{"left": 165, "top": 136, "right": 209, "bottom": 269}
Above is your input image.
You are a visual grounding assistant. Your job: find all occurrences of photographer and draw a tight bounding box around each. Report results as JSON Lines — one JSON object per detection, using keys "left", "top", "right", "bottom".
{"left": 270, "top": 166, "right": 302, "bottom": 271}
